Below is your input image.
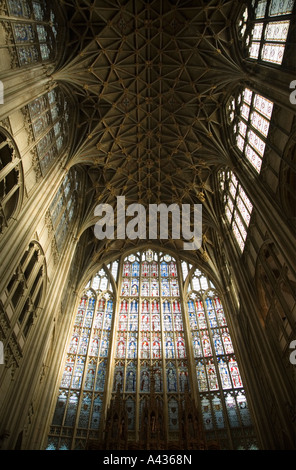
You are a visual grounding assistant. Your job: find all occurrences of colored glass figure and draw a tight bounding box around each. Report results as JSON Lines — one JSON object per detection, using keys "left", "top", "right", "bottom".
{"left": 201, "top": 332, "right": 212, "bottom": 357}
{"left": 85, "top": 365, "right": 95, "bottom": 390}
{"left": 123, "top": 263, "right": 130, "bottom": 277}
{"left": 229, "top": 358, "right": 242, "bottom": 388}
{"left": 152, "top": 333, "right": 161, "bottom": 358}
{"left": 114, "top": 368, "right": 123, "bottom": 391}
{"left": 129, "top": 314, "right": 138, "bottom": 331}
{"left": 222, "top": 331, "right": 234, "bottom": 354}
{"left": 151, "top": 280, "right": 159, "bottom": 296}
{"left": 192, "top": 333, "right": 202, "bottom": 357}
{"left": 141, "top": 314, "right": 149, "bottom": 331}
{"left": 131, "top": 280, "right": 139, "bottom": 296}
{"left": 120, "top": 300, "right": 128, "bottom": 313}
{"left": 90, "top": 336, "right": 99, "bottom": 356}
{"left": 161, "top": 279, "right": 170, "bottom": 296}
{"left": 207, "top": 363, "right": 218, "bottom": 390}
{"left": 170, "top": 279, "right": 179, "bottom": 296}
{"left": 154, "top": 368, "right": 162, "bottom": 392}
{"left": 140, "top": 369, "right": 150, "bottom": 392}
{"left": 130, "top": 299, "right": 138, "bottom": 313}
{"left": 174, "top": 314, "right": 183, "bottom": 331}
{"left": 179, "top": 370, "right": 188, "bottom": 392}
{"left": 170, "top": 262, "right": 177, "bottom": 277}
{"left": 177, "top": 336, "right": 186, "bottom": 358}
{"left": 167, "top": 367, "right": 177, "bottom": 392}
{"left": 141, "top": 281, "right": 149, "bottom": 296}
{"left": 121, "top": 279, "right": 129, "bottom": 296}
{"left": 161, "top": 262, "right": 168, "bottom": 277}
{"left": 152, "top": 314, "right": 160, "bottom": 331}
{"left": 61, "top": 363, "right": 73, "bottom": 388}
{"left": 198, "top": 312, "right": 207, "bottom": 329}
{"left": 163, "top": 314, "right": 172, "bottom": 331}
{"left": 117, "top": 335, "right": 126, "bottom": 358}
{"left": 127, "top": 334, "right": 137, "bottom": 358}
{"left": 151, "top": 261, "right": 158, "bottom": 277}
{"left": 165, "top": 334, "right": 174, "bottom": 358}
{"left": 213, "top": 333, "right": 224, "bottom": 355}
{"left": 189, "top": 312, "right": 197, "bottom": 329}
{"left": 95, "top": 363, "right": 106, "bottom": 392}
{"left": 132, "top": 261, "right": 140, "bottom": 277}
{"left": 196, "top": 361, "right": 207, "bottom": 391}
{"left": 208, "top": 310, "right": 217, "bottom": 328}
{"left": 218, "top": 358, "right": 232, "bottom": 389}
{"left": 126, "top": 368, "right": 136, "bottom": 392}
{"left": 142, "top": 261, "right": 149, "bottom": 277}
{"left": 119, "top": 314, "right": 127, "bottom": 331}
{"left": 141, "top": 333, "right": 150, "bottom": 359}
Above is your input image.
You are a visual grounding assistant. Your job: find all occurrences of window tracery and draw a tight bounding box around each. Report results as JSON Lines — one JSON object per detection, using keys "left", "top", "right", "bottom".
{"left": 239, "top": 0, "right": 295, "bottom": 66}
{"left": 2, "top": 0, "right": 59, "bottom": 68}
{"left": 186, "top": 268, "right": 254, "bottom": 447}
{"left": 49, "top": 168, "right": 79, "bottom": 252}
{"left": 229, "top": 87, "right": 274, "bottom": 173}
{"left": 219, "top": 170, "right": 253, "bottom": 253}
{"left": 46, "top": 263, "right": 118, "bottom": 450}
{"left": 46, "top": 251, "right": 257, "bottom": 450}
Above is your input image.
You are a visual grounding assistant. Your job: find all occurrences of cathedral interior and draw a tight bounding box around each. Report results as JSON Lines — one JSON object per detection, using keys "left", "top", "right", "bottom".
{"left": 0, "top": 0, "right": 295, "bottom": 451}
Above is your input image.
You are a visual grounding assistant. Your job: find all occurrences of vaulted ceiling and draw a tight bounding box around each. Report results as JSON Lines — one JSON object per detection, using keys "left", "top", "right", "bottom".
{"left": 54, "top": 0, "right": 246, "bottom": 274}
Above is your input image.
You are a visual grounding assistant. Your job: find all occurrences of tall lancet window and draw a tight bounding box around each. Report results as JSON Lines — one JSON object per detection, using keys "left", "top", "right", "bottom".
{"left": 116, "top": 250, "right": 188, "bottom": 440}
{"left": 184, "top": 265, "right": 258, "bottom": 450}
{"left": 46, "top": 263, "right": 118, "bottom": 451}
{"left": 26, "top": 86, "right": 71, "bottom": 178}
{"left": 219, "top": 170, "right": 254, "bottom": 253}
{"left": 229, "top": 87, "right": 274, "bottom": 173}
{"left": 238, "top": 0, "right": 295, "bottom": 66}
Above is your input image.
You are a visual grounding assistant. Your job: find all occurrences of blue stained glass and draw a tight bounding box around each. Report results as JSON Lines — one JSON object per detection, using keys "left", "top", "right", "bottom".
{"left": 40, "top": 44, "right": 51, "bottom": 61}
{"left": 8, "top": 0, "right": 31, "bottom": 17}
{"left": 37, "top": 25, "right": 47, "bottom": 42}
{"left": 132, "top": 261, "right": 140, "bottom": 277}
{"left": 90, "top": 396, "right": 102, "bottom": 429}
{"left": 14, "top": 24, "right": 35, "bottom": 42}
{"left": 161, "top": 262, "right": 168, "bottom": 277}
{"left": 18, "top": 46, "right": 39, "bottom": 65}
{"left": 33, "top": 1, "right": 45, "bottom": 20}
{"left": 167, "top": 366, "right": 177, "bottom": 391}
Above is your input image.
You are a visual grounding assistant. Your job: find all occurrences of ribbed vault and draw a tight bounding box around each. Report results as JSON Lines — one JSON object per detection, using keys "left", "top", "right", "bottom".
{"left": 54, "top": 0, "right": 247, "bottom": 270}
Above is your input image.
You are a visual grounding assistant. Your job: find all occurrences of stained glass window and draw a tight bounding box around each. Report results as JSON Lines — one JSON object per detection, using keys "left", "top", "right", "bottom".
{"left": 4, "top": 0, "right": 59, "bottom": 67}
{"left": 220, "top": 170, "right": 253, "bottom": 252}
{"left": 27, "top": 86, "right": 70, "bottom": 176}
{"left": 186, "top": 267, "right": 257, "bottom": 449}
{"left": 113, "top": 249, "right": 189, "bottom": 439}
{"left": 49, "top": 168, "right": 79, "bottom": 252}
{"left": 46, "top": 251, "right": 258, "bottom": 450}
{"left": 239, "top": 0, "right": 295, "bottom": 66}
{"left": 231, "top": 87, "right": 274, "bottom": 173}
{"left": 46, "top": 264, "right": 118, "bottom": 450}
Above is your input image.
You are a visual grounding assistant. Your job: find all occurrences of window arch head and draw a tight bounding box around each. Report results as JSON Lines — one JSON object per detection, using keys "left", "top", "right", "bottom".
{"left": 0, "top": 127, "right": 24, "bottom": 233}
